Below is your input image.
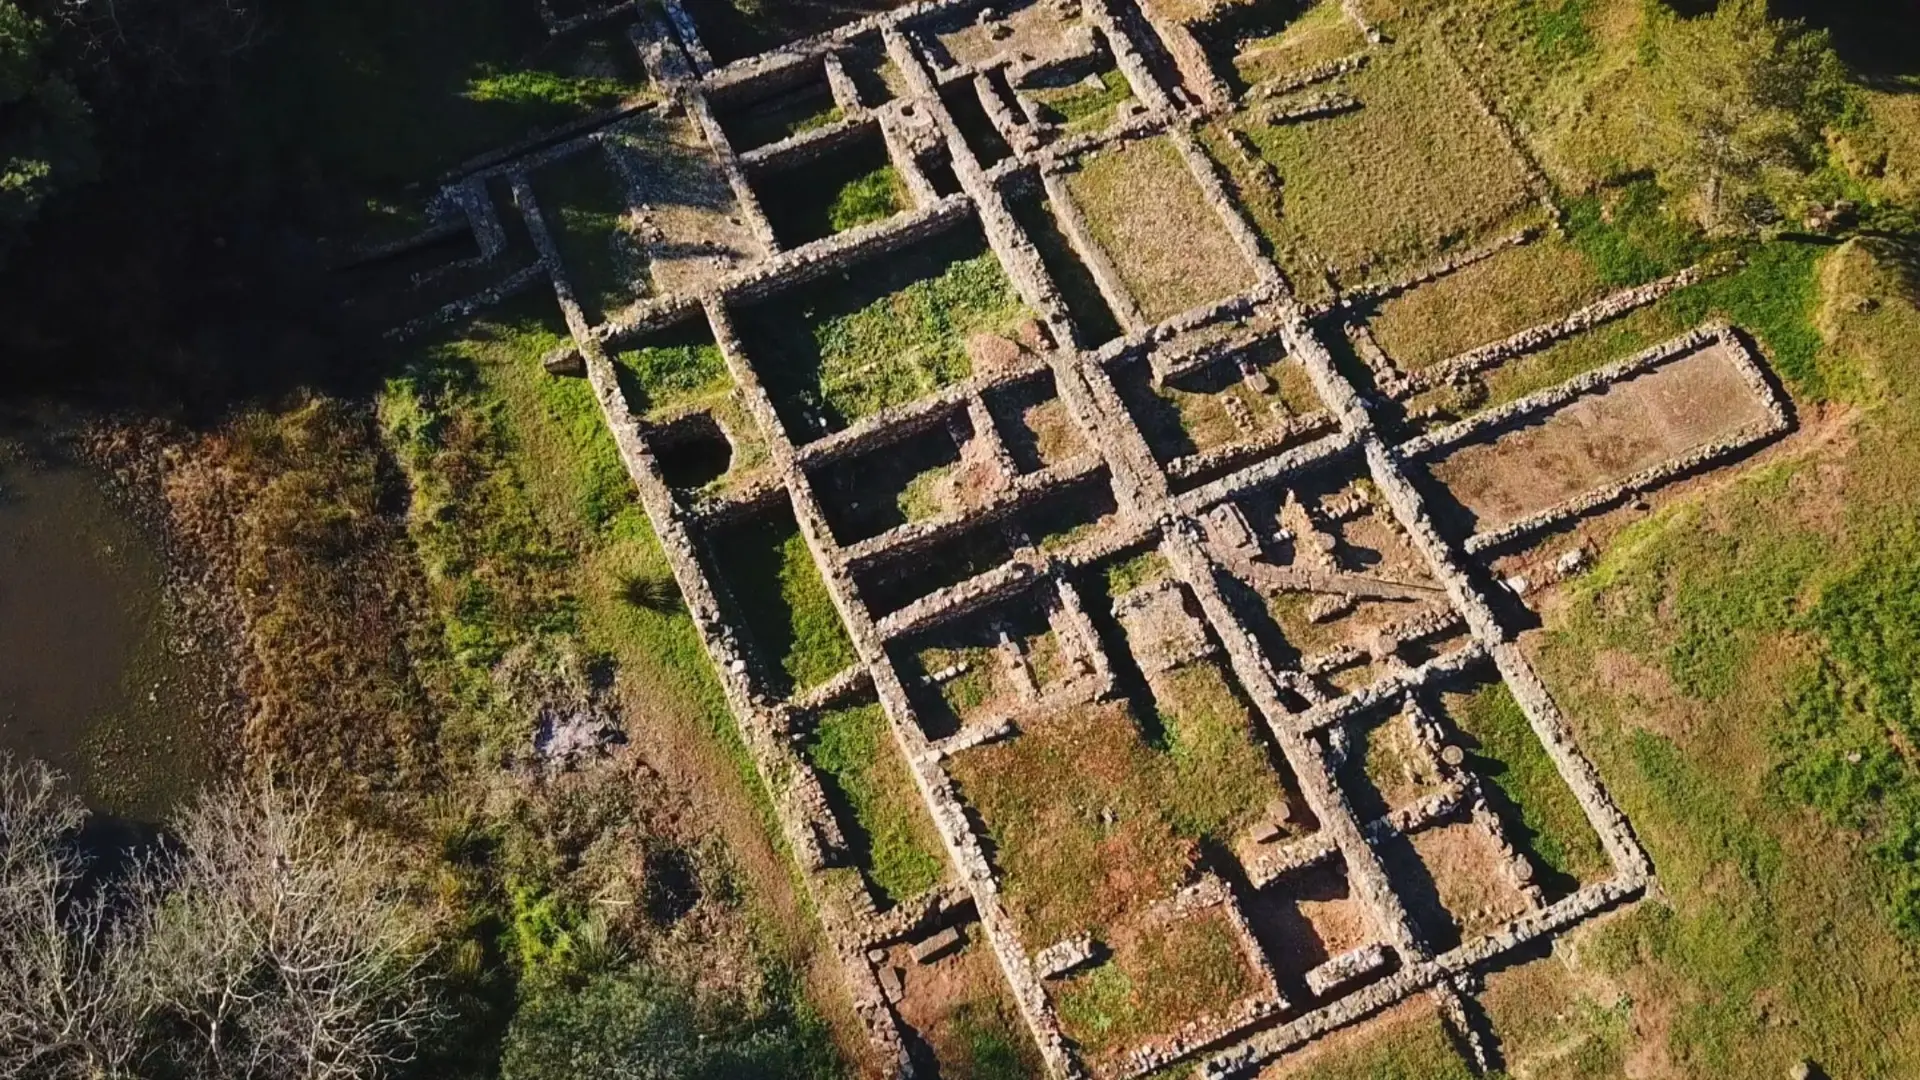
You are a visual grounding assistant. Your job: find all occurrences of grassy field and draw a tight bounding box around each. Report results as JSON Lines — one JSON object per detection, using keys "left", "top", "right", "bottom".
{"left": 610, "top": 321, "right": 733, "bottom": 418}
{"left": 946, "top": 579, "right": 1287, "bottom": 945}
{"left": 707, "top": 510, "right": 859, "bottom": 695}
{"left": 802, "top": 703, "right": 945, "bottom": 907}
{"left": 1027, "top": 67, "right": 1134, "bottom": 134}
{"left": 1465, "top": 239, "right": 1920, "bottom": 1079}
{"left": 735, "top": 227, "right": 1029, "bottom": 434}
{"left": 1054, "top": 907, "right": 1259, "bottom": 1061}
{"left": 230, "top": 0, "right": 653, "bottom": 240}
{"left": 1367, "top": 237, "right": 1610, "bottom": 369}
{"left": 1442, "top": 678, "right": 1611, "bottom": 892}
{"left": 1065, "top": 135, "right": 1257, "bottom": 322}
{"left": 1217, "top": 33, "right": 1539, "bottom": 287}
{"left": 756, "top": 137, "right": 908, "bottom": 247}
{"left": 1260, "top": 998, "right": 1480, "bottom": 1079}
{"left": 374, "top": 285, "right": 874, "bottom": 1073}
{"left": 1197, "top": 0, "right": 1369, "bottom": 93}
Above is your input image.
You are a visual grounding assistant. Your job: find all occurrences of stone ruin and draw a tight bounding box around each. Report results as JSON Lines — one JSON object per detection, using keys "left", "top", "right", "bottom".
{"left": 357, "top": 0, "right": 1802, "bottom": 1075}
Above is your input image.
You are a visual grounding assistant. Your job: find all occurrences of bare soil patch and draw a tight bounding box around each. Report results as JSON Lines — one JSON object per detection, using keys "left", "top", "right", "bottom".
{"left": 1427, "top": 343, "right": 1774, "bottom": 534}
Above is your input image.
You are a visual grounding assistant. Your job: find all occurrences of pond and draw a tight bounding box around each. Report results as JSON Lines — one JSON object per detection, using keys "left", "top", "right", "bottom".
{"left": 0, "top": 437, "right": 220, "bottom": 819}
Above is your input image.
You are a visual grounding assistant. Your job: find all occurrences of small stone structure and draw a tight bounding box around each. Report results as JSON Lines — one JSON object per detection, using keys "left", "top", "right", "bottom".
{"left": 351, "top": 0, "right": 1813, "bottom": 1074}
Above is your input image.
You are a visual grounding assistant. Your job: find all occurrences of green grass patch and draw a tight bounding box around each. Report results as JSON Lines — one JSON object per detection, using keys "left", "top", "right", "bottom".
{"left": 725, "top": 93, "right": 842, "bottom": 152}
{"left": 826, "top": 164, "right": 906, "bottom": 233}
{"left": 1224, "top": 36, "right": 1539, "bottom": 286}
{"left": 1271, "top": 1010, "right": 1482, "bottom": 1079}
{"left": 1563, "top": 178, "right": 1710, "bottom": 288}
{"left": 1522, "top": 240, "right": 1920, "bottom": 1075}
{"left": 1443, "top": 679, "right": 1611, "bottom": 889}
{"left": 803, "top": 704, "right": 945, "bottom": 906}
{"left": 465, "top": 70, "right": 632, "bottom": 113}
{"left": 708, "top": 512, "right": 858, "bottom": 694}
{"left": 944, "top": 998, "right": 1042, "bottom": 1080}
{"left": 1065, "top": 134, "right": 1256, "bottom": 322}
{"left": 946, "top": 645, "right": 1283, "bottom": 943}
{"left": 537, "top": 151, "right": 640, "bottom": 324}
{"left": 379, "top": 286, "right": 859, "bottom": 1071}
{"left": 1029, "top": 68, "right": 1133, "bottom": 133}
{"left": 611, "top": 322, "right": 732, "bottom": 417}
{"left": 1470, "top": 239, "right": 1830, "bottom": 410}
{"left": 1152, "top": 663, "right": 1287, "bottom": 839}
{"left": 1054, "top": 909, "right": 1257, "bottom": 1060}
{"left": 737, "top": 227, "right": 1028, "bottom": 434}
{"left": 1103, "top": 549, "right": 1173, "bottom": 595}
{"left": 1515, "top": 0, "right": 1594, "bottom": 64}
{"left": 1368, "top": 237, "right": 1609, "bottom": 369}
{"left": 756, "top": 135, "right": 908, "bottom": 247}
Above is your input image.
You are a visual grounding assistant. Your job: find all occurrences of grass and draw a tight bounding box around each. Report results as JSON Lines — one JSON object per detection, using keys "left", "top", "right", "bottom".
{"left": 946, "top": 638, "right": 1286, "bottom": 943}
{"left": 1442, "top": 679, "right": 1611, "bottom": 890}
{"left": 942, "top": 998, "right": 1043, "bottom": 1080}
{"left": 816, "top": 429, "right": 963, "bottom": 541}
{"left": 895, "top": 464, "right": 953, "bottom": 523}
{"left": 1367, "top": 237, "right": 1610, "bottom": 369}
{"left": 946, "top": 701, "right": 1199, "bottom": 945}
{"left": 611, "top": 322, "right": 732, "bottom": 417}
{"left": 1219, "top": 35, "right": 1538, "bottom": 287}
{"left": 1103, "top": 549, "right": 1173, "bottom": 595}
{"left": 1151, "top": 663, "right": 1288, "bottom": 839}
{"left": 1263, "top": 1002, "right": 1480, "bottom": 1079}
{"left": 1065, "top": 135, "right": 1256, "bottom": 322}
{"left": 725, "top": 92, "right": 843, "bottom": 152}
{"left": 1200, "top": 0, "right": 1368, "bottom": 93}
{"left": 1029, "top": 68, "right": 1133, "bottom": 133}
{"left": 736, "top": 227, "right": 1028, "bottom": 434}
{"left": 708, "top": 511, "right": 859, "bottom": 694}
{"left": 375, "top": 286, "right": 865, "bottom": 1070}
{"left": 1562, "top": 178, "right": 1711, "bottom": 288}
{"left": 538, "top": 150, "right": 640, "bottom": 325}
{"left": 1503, "top": 239, "right": 1920, "bottom": 1077}
{"left": 1468, "top": 239, "right": 1833, "bottom": 411}
{"left": 803, "top": 703, "right": 945, "bottom": 906}
{"left": 756, "top": 137, "right": 908, "bottom": 247}
{"left": 1053, "top": 908, "right": 1258, "bottom": 1059}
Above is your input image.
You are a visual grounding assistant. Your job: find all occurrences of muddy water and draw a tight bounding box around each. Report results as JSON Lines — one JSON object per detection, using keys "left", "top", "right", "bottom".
{"left": 0, "top": 442, "right": 217, "bottom": 818}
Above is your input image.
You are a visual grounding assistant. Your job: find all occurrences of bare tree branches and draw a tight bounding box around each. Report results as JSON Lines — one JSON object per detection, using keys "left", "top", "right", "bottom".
{"left": 0, "top": 755, "right": 443, "bottom": 1080}
{"left": 0, "top": 758, "right": 148, "bottom": 1080}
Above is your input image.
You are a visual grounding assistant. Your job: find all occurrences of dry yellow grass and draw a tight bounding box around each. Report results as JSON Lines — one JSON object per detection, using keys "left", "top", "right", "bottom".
{"left": 1368, "top": 237, "right": 1608, "bottom": 370}
{"left": 1225, "top": 36, "right": 1539, "bottom": 287}
{"left": 1065, "top": 134, "right": 1258, "bottom": 322}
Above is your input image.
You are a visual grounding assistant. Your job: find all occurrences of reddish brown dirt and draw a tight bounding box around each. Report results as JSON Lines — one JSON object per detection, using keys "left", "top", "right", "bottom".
{"left": 1430, "top": 344, "right": 1774, "bottom": 532}
{"left": 1244, "top": 861, "right": 1377, "bottom": 987}
{"left": 1409, "top": 820, "right": 1532, "bottom": 941}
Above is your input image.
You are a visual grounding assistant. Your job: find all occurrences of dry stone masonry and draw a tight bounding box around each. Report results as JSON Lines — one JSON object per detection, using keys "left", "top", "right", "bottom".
{"left": 356, "top": 0, "right": 1807, "bottom": 1075}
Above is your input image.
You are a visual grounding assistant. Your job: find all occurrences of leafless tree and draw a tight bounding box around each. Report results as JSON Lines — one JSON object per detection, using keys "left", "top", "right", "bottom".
{"left": 135, "top": 780, "right": 444, "bottom": 1080}
{"left": 0, "top": 757, "right": 148, "bottom": 1080}
{"left": 0, "top": 755, "right": 444, "bottom": 1080}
